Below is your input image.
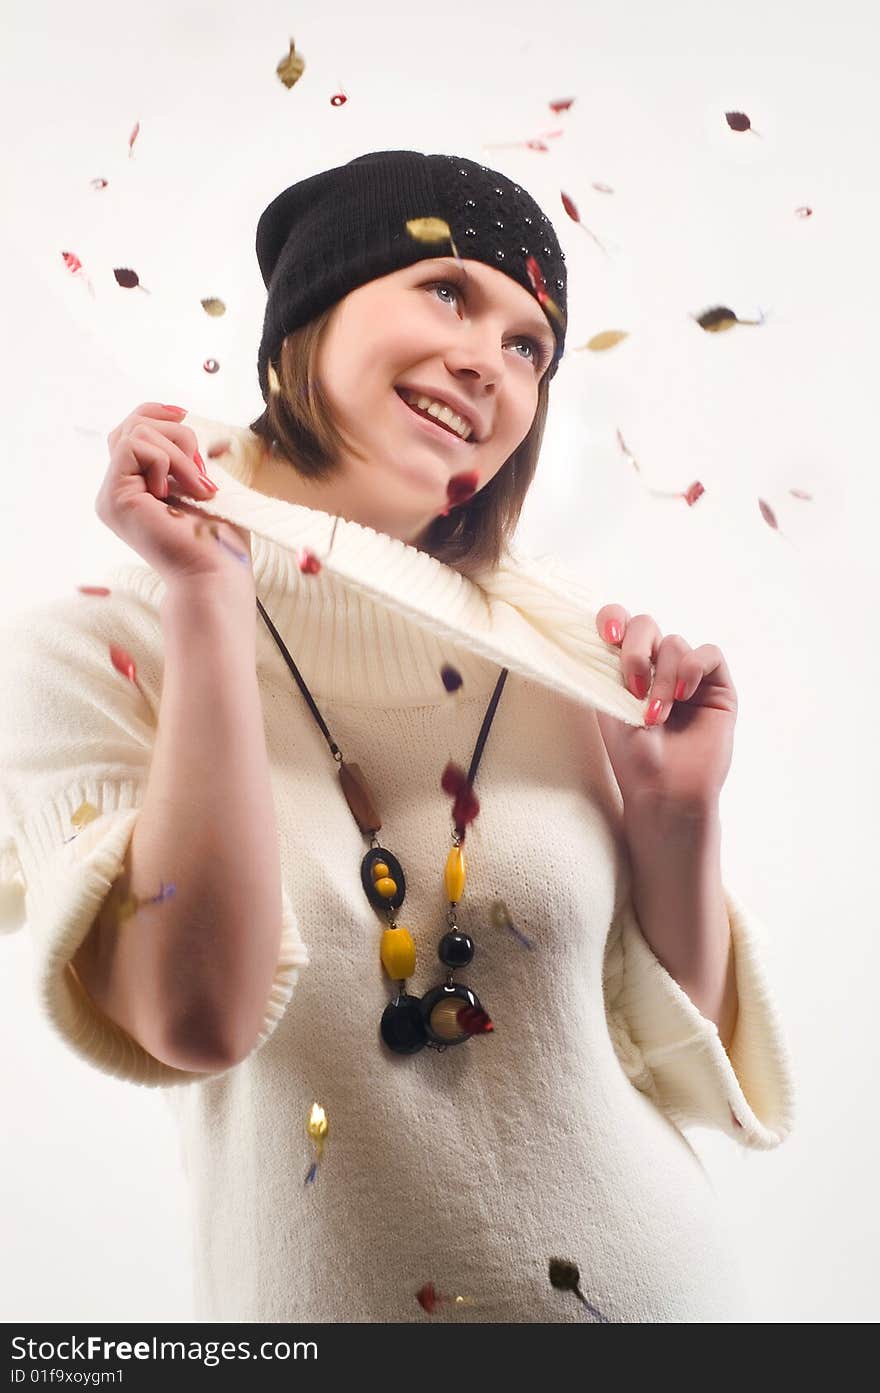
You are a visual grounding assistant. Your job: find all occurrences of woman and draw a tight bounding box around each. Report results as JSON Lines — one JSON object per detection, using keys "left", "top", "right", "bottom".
{"left": 0, "top": 150, "right": 795, "bottom": 1323}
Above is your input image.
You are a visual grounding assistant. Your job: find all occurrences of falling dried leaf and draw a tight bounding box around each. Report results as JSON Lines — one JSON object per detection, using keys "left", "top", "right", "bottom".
{"left": 725, "top": 110, "right": 762, "bottom": 138}
{"left": 77, "top": 585, "right": 111, "bottom": 596}
{"left": 585, "top": 329, "right": 629, "bottom": 351}
{"left": 202, "top": 358, "right": 220, "bottom": 375}
{"left": 440, "top": 664, "right": 463, "bottom": 693}
{"left": 128, "top": 120, "right": 140, "bottom": 155}
{"left": 794, "top": 206, "right": 813, "bottom": 218}
{"left": 330, "top": 90, "right": 347, "bottom": 106}
{"left": 114, "top": 267, "right": 150, "bottom": 294}
{"left": 90, "top": 178, "right": 108, "bottom": 191}
{"left": 789, "top": 488, "right": 813, "bottom": 501}
{"left": 758, "top": 498, "right": 779, "bottom": 531}
{"left": 201, "top": 297, "right": 226, "bottom": 317}
{"left": 276, "top": 39, "right": 306, "bottom": 89}
{"left": 549, "top": 97, "right": 575, "bottom": 113}
{"left": 70, "top": 802, "right": 100, "bottom": 833}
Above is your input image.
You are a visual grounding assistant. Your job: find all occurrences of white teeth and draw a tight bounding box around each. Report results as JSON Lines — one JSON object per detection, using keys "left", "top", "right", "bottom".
{"left": 401, "top": 390, "right": 473, "bottom": 440}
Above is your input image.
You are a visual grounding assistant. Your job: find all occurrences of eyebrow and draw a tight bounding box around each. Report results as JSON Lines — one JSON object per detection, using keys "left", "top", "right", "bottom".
{"left": 416, "top": 257, "right": 556, "bottom": 351}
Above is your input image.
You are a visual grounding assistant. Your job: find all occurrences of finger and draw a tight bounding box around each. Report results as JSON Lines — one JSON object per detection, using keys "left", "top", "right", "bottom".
{"left": 126, "top": 423, "right": 215, "bottom": 500}
{"left": 596, "top": 603, "right": 629, "bottom": 646}
{"left": 107, "top": 402, "right": 187, "bottom": 452}
{"left": 619, "top": 613, "right": 663, "bottom": 699}
{"left": 644, "top": 634, "right": 692, "bottom": 724}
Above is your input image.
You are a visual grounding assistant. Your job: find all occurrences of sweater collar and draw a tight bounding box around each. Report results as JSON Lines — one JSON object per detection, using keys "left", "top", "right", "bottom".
{"left": 111, "top": 413, "right": 647, "bottom": 723}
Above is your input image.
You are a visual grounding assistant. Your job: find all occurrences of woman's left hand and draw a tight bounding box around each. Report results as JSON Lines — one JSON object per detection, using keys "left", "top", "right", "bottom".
{"left": 593, "top": 604, "right": 738, "bottom": 816}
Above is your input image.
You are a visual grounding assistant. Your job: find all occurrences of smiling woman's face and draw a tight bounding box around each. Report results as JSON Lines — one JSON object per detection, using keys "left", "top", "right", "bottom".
{"left": 293, "top": 256, "right": 557, "bottom": 542}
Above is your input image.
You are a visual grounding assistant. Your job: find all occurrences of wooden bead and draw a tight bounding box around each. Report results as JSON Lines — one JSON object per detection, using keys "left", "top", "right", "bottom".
{"left": 445, "top": 845, "right": 466, "bottom": 902}
{"left": 380, "top": 926, "right": 416, "bottom": 980}
{"left": 374, "top": 876, "right": 398, "bottom": 898}
{"left": 339, "top": 761, "right": 382, "bottom": 834}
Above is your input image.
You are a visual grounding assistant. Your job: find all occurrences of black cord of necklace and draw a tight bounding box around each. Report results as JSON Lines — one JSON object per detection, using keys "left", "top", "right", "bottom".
{"left": 255, "top": 595, "right": 508, "bottom": 783}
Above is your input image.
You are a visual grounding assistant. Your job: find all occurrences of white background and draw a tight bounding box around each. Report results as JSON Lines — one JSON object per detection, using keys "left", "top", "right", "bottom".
{"left": 1, "top": 0, "right": 877, "bottom": 1323}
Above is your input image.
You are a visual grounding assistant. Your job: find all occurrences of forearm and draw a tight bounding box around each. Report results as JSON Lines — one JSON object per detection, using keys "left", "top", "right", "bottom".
{"left": 621, "top": 801, "right": 738, "bottom": 1052}
{"left": 87, "top": 584, "right": 282, "bottom": 1065}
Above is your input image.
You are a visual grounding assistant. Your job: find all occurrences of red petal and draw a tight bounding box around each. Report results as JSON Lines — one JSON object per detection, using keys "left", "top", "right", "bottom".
{"left": 561, "top": 191, "right": 580, "bottom": 223}
{"left": 298, "top": 549, "right": 323, "bottom": 574}
{"left": 446, "top": 469, "right": 480, "bottom": 509}
{"left": 441, "top": 762, "right": 468, "bottom": 796}
{"left": 109, "top": 642, "right": 137, "bottom": 682}
{"left": 457, "top": 1006, "right": 494, "bottom": 1035}
{"left": 77, "top": 586, "right": 111, "bottom": 596}
{"left": 417, "top": 1282, "right": 438, "bottom": 1312}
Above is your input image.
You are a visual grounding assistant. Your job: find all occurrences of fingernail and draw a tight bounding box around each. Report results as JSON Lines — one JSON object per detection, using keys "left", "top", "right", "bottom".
{"left": 162, "top": 404, "right": 187, "bottom": 416}
{"left": 631, "top": 673, "right": 649, "bottom": 700}
{"left": 200, "top": 476, "right": 219, "bottom": 493}
{"left": 646, "top": 699, "right": 664, "bottom": 726}
{"left": 194, "top": 450, "right": 207, "bottom": 474}
{"left": 604, "top": 619, "right": 622, "bottom": 644}
{"left": 674, "top": 679, "right": 687, "bottom": 701}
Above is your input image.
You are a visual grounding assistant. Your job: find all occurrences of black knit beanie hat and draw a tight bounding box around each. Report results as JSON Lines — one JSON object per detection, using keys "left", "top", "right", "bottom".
{"left": 255, "top": 149, "right": 568, "bottom": 404}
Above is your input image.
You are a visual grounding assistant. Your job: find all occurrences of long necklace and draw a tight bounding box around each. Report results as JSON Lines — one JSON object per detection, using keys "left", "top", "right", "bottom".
{"left": 255, "top": 594, "right": 508, "bottom": 1056}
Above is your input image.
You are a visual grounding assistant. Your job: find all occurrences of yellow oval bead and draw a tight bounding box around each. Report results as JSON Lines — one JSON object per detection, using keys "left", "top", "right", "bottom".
{"left": 372, "top": 862, "right": 389, "bottom": 880}
{"left": 374, "top": 876, "right": 398, "bottom": 898}
{"left": 445, "top": 845, "right": 466, "bottom": 902}
{"left": 380, "top": 926, "right": 416, "bottom": 980}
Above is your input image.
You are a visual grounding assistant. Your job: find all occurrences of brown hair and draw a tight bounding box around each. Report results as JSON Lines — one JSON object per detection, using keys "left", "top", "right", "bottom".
{"left": 248, "top": 308, "right": 551, "bottom": 579}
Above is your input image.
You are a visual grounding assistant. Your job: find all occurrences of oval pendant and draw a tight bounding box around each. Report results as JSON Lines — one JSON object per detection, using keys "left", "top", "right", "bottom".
{"left": 361, "top": 846, "right": 406, "bottom": 914}
{"left": 380, "top": 993, "right": 427, "bottom": 1054}
{"left": 419, "top": 983, "right": 482, "bottom": 1047}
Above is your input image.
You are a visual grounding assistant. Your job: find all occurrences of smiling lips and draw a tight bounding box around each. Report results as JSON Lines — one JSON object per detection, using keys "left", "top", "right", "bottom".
{"left": 395, "top": 389, "right": 473, "bottom": 447}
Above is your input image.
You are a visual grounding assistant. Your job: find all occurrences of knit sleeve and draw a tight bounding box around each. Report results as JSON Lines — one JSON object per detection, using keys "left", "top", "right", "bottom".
{"left": 0, "top": 595, "right": 310, "bottom": 1090}
{"left": 602, "top": 883, "right": 796, "bottom": 1149}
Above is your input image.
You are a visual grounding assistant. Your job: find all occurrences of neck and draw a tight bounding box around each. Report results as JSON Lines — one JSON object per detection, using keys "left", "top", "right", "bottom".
{"left": 251, "top": 440, "right": 438, "bottom": 550}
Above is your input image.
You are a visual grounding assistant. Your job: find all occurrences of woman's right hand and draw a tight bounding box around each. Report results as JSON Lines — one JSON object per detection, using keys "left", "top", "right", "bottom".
{"left": 95, "top": 403, "right": 254, "bottom": 596}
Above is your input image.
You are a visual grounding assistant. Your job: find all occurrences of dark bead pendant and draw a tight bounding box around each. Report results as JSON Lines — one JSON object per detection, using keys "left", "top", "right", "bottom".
{"left": 438, "top": 931, "right": 474, "bottom": 967}
{"left": 360, "top": 846, "right": 406, "bottom": 913}
{"left": 381, "top": 993, "right": 428, "bottom": 1054}
{"left": 420, "top": 982, "right": 481, "bottom": 1047}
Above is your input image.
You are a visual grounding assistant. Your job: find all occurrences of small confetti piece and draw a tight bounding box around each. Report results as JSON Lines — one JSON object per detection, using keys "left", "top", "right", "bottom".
{"left": 456, "top": 1005, "right": 494, "bottom": 1035}
{"left": 298, "top": 549, "right": 322, "bottom": 575}
{"left": 441, "top": 469, "right": 480, "bottom": 516}
{"left": 77, "top": 585, "right": 111, "bottom": 596}
{"left": 61, "top": 251, "right": 96, "bottom": 299}
{"left": 548, "top": 1257, "right": 610, "bottom": 1322}
{"left": 441, "top": 763, "right": 480, "bottom": 836}
{"left": 305, "top": 1102, "right": 328, "bottom": 1184}
{"left": 109, "top": 642, "right": 149, "bottom": 703}
{"left": 416, "top": 1281, "right": 478, "bottom": 1313}
{"left": 440, "top": 664, "right": 463, "bottom": 693}
{"left": 489, "top": 898, "right": 534, "bottom": 949}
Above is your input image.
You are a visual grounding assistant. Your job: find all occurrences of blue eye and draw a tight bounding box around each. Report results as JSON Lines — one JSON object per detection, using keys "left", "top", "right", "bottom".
{"left": 427, "top": 281, "right": 551, "bottom": 371}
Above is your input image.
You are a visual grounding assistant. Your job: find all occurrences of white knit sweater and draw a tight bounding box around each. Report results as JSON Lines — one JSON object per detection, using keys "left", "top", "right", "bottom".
{"left": 0, "top": 414, "right": 796, "bottom": 1323}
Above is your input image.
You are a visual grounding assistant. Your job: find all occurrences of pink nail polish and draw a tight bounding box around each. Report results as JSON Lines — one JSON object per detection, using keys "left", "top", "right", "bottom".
{"left": 632, "top": 673, "right": 649, "bottom": 700}
{"left": 646, "top": 699, "right": 663, "bottom": 726}
{"left": 674, "top": 679, "right": 686, "bottom": 701}
{"left": 604, "top": 619, "right": 622, "bottom": 644}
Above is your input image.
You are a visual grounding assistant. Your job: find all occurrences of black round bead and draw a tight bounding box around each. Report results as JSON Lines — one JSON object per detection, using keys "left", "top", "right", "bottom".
{"left": 380, "top": 994, "right": 427, "bottom": 1054}
{"left": 438, "top": 931, "right": 475, "bottom": 967}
